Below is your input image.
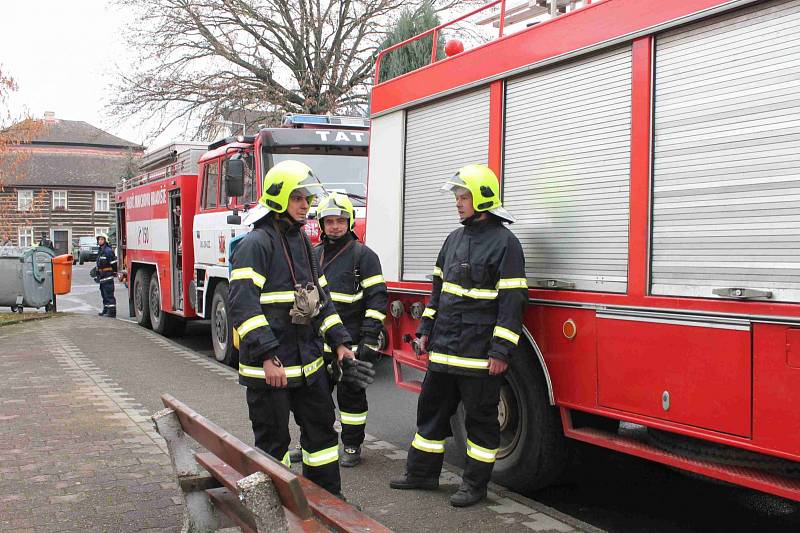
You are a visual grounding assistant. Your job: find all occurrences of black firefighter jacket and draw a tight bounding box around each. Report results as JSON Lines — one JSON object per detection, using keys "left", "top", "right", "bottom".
{"left": 229, "top": 214, "right": 352, "bottom": 389}
{"left": 417, "top": 216, "right": 528, "bottom": 377}
{"left": 314, "top": 233, "right": 388, "bottom": 348}
{"left": 96, "top": 243, "right": 117, "bottom": 277}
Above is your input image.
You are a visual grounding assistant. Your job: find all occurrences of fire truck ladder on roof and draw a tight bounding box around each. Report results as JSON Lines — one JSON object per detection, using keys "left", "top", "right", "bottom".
{"left": 373, "top": 0, "right": 595, "bottom": 85}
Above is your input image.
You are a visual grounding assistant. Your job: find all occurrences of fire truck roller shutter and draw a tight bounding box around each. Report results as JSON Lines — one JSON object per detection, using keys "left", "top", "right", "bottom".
{"left": 502, "top": 46, "right": 632, "bottom": 293}
{"left": 402, "top": 88, "right": 491, "bottom": 281}
{"left": 651, "top": 0, "right": 800, "bottom": 302}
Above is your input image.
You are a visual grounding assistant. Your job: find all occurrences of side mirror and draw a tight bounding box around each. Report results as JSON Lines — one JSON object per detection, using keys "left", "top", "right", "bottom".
{"left": 225, "top": 156, "right": 245, "bottom": 197}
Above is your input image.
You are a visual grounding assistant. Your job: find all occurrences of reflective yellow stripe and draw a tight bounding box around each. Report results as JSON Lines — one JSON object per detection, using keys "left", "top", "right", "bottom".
{"left": 239, "top": 362, "right": 266, "bottom": 378}
{"left": 466, "top": 439, "right": 497, "bottom": 463}
{"left": 330, "top": 291, "right": 364, "bottom": 304}
{"left": 365, "top": 309, "right": 386, "bottom": 321}
{"left": 302, "top": 357, "right": 325, "bottom": 377}
{"left": 281, "top": 451, "right": 291, "bottom": 467}
{"left": 497, "top": 278, "right": 528, "bottom": 290}
{"left": 493, "top": 325, "right": 520, "bottom": 345}
{"left": 411, "top": 433, "right": 445, "bottom": 454}
{"left": 237, "top": 315, "right": 269, "bottom": 338}
{"left": 302, "top": 445, "right": 339, "bottom": 467}
{"left": 238, "top": 358, "right": 323, "bottom": 380}
{"left": 432, "top": 266, "right": 443, "bottom": 278}
{"left": 284, "top": 365, "right": 303, "bottom": 378}
{"left": 260, "top": 291, "right": 295, "bottom": 304}
{"left": 422, "top": 307, "right": 436, "bottom": 319}
{"left": 318, "top": 275, "right": 328, "bottom": 288}
{"left": 428, "top": 351, "right": 489, "bottom": 370}
{"left": 361, "top": 274, "right": 385, "bottom": 288}
{"left": 442, "top": 282, "right": 498, "bottom": 300}
{"left": 323, "top": 343, "right": 332, "bottom": 353}
{"left": 319, "top": 314, "right": 343, "bottom": 335}
{"left": 230, "top": 267, "right": 266, "bottom": 288}
{"left": 340, "top": 411, "right": 368, "bottom": 425}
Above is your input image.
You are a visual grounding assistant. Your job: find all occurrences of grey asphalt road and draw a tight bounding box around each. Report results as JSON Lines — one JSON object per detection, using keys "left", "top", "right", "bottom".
{"left": 57, "top": 264, "right": 800, "bottom": 532}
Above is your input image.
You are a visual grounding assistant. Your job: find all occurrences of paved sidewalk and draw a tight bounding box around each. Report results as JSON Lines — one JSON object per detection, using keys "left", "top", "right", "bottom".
{"left": 0, "top": 317, "right": 182, "bottom": 533}
{"left": 0, "top": 314, "right": 599, "bottom": 533}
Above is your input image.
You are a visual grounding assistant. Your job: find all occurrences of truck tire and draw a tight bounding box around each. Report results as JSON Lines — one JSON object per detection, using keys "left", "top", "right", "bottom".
{"left": 148, "top": 274, "right": 183, "bottom": 337}
{"left": 133, "top": 269, "right": 151, "bottom": 328}
{"left": 79, "top": 254, "right": 84, "bottom": 265}
{"left": 210, "top": 283, "right": 238, "bottom": 366}
{"left": 450, "top": 346, "right": 569, "bottom": 492}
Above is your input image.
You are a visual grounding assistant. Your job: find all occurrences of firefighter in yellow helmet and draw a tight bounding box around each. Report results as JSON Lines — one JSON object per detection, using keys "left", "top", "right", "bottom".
{"left": 229, "top": 160, "right": 356, "bottom": 497}
{"left": 390, "top": 164, "right": 527, "bottom": 507}
{"left": 313, "top": 192, "right": 387, "bottom": 467}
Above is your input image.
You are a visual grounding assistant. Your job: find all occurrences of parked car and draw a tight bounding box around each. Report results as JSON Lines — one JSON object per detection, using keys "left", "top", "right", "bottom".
{"left": 75, "top": 236, "right": 99, "bottom": 265}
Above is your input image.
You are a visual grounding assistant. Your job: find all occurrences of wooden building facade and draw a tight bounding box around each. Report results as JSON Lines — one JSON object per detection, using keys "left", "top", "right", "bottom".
{"left": 0, "top": 112, "right": 143, "bottom": 255}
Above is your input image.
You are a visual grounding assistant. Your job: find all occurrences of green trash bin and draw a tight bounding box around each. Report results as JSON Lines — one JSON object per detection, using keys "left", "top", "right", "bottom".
{"left": 0, "top": 246, "right": 55, "bottom": 312}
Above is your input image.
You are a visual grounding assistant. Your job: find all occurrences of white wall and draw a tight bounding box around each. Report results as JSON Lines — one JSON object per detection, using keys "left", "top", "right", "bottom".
{"left": 364, "top": 111, "right": 405, "bottom": 281}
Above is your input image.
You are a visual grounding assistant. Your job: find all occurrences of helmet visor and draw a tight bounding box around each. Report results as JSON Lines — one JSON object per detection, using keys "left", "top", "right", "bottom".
{"left": 440, "top": 173, "right": 468, "bottom": 193}
{"left": 295, "top": 171, "right": 327, "bottom": 199}
{"left": 318, "top": 206, "right": 352, "bottom": 219}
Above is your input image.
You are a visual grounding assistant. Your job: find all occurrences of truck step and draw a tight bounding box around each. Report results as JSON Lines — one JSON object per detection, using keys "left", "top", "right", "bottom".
{"left": 391, "top": 349, "right": 426, "bottom": 393}
{"left": 562, "top": 409, "right": 800, "bottom": 502}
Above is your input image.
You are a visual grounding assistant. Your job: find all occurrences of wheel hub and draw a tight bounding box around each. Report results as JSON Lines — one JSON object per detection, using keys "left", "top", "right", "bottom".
{"left": 497, "top": 380, "right": 521, "bottom": 460}
{"left": 214, "top": 302, "right": 227, "bottom": 345}
{"left": 150, "top": 285, "right": 160, "bottom": 318}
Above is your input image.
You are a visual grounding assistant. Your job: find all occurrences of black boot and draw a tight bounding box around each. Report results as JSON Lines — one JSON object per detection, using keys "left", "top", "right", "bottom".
{"left": 98, "top": 307, "right": 107, "bottom": 316}
{"left": 449, "top": 482, "right": 487, "bottom": 508}
{"left": 106, "top": 310, "right": 116, "bottom": 318}
{"left": 340, "top": 446, "right": 361, "bottom": 468}
{"left": 389, "top": 473, "right": 439, "bottom": 490}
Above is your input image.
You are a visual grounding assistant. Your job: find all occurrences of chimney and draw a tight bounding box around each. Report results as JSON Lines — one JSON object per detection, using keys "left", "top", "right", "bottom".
{"left": 43, "top": 111, "right": 56, "bottom": 122}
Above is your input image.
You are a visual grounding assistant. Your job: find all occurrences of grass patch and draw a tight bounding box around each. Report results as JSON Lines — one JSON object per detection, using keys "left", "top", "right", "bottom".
{"left": 0, "top": 312, "right": 60, "bottom": 327}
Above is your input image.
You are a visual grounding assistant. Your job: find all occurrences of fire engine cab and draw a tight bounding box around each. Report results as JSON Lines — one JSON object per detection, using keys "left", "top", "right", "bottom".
{"left": 366, "top": 0, "right": 800, "bottom": 500}
{"left": 115, "top": 115, "right": 369, "bottom": 363}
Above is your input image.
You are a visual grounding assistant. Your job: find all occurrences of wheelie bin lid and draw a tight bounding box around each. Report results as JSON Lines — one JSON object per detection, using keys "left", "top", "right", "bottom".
{"left": 52, "top": 254, "right": 74, "bottom": 264}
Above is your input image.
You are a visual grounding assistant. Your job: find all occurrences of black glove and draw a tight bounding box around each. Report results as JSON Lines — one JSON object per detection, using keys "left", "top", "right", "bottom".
{"left": 357, "top": 336, "right": 381, "bottom": 365}
{"left": 340, "top": 357, "right": 376, "bottom": 390}
{"left": 89, "top": 267, "right": 99, "bottom": 283}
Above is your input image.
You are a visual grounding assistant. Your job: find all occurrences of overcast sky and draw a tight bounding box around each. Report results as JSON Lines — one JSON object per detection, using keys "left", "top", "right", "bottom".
{"left": 0, "top": 0, "right": 185, "bottom": 148}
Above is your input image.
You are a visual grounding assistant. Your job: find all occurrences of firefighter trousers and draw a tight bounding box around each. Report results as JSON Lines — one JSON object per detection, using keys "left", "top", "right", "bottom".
{"left": 246, "top": 374, "right": 341, "bottom": 495}
{"left": 337, "top": 378, "right": 368, "bottom": 448}
{"left": 405, "top": 370, "right": 502, "bottom": 489}
{"left": 99, "top": 276, "right": 116, "bottom": 314}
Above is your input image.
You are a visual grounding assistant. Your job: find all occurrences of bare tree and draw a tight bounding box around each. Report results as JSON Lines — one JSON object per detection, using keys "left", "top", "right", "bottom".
{"left": 0, "top": 67, "right": 47, "bottom": 243}
{"left": 112, "top": 0, "right": 421, "bottom": 140}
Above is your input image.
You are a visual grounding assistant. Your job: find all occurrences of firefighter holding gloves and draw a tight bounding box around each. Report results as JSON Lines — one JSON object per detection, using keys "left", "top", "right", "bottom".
{"left": 314, "top": 192, "right": 387, "bottom": 467}
{"left": 229, "top": 160, "right": 355, "bottom": 498}
{"left": 95, "top": 233, "right": 117, "bottom": 317}
{"left": 390, "top": 164, "right": 527, "bottom": 507}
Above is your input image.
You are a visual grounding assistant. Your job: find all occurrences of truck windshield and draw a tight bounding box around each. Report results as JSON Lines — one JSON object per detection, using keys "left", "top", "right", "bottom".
{"left": 266, "top": 151, "right": 368, "bottom": 205}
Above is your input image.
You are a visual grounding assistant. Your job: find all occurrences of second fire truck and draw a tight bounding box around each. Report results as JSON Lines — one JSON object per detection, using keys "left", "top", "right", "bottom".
{"left": 115, "top": 115, "right": 369, "bottom": 364}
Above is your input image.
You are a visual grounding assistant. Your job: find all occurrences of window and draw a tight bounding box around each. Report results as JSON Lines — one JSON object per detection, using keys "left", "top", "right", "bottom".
{"left": 17, "top": 190, "right": 33, "bottom": 211}
{"left": 18, "top": 227, "right": 33, "bottom": 247}
{"left": 221, "top": 159, "right": 230, "bottom": 207}
{"left": 202, "top": 162, "right": 220, "bottom": 209}
{"left": 94, "top": 227, "right": 109, "bottom": 237}
{"left": 52, "top": 190, "right": 68, "bottom": 210}
{"left": 242, "top": 152, "right": 257, "bottom": 205}
{"left": 95, "top": 191, "right": 110, "bottom": 212}
{"left": 222, "top": 152, "right": 258, "bottom": 207}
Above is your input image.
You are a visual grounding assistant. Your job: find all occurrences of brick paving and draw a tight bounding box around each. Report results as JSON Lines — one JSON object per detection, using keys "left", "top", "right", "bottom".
{"left": 0, "top": 317, "right": 182, "bottom": 533}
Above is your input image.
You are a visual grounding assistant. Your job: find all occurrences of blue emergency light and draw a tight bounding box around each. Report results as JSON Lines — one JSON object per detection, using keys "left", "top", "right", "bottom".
{"left": 282, "top": 113, "right": 369, "bottom": 129}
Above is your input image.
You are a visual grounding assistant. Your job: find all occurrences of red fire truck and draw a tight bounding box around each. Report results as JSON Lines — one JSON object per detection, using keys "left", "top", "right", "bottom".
{"left": 365, "top": 0, "right": 800, "bottom": 500}
{"left": 115, "top": 115, "right": 369, "bottom": 363}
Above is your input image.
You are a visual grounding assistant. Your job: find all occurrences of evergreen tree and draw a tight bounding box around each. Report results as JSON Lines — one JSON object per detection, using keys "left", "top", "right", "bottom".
{"left": 378, "top": 2, "right": 445, "bottom": 83}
